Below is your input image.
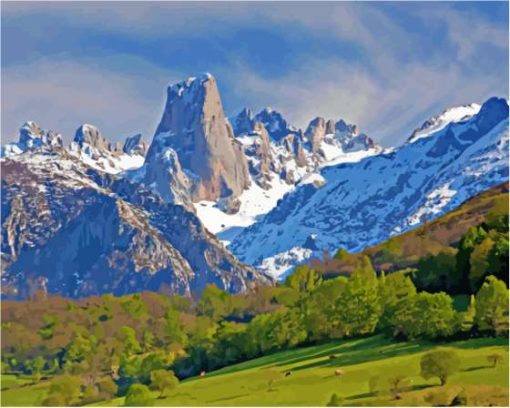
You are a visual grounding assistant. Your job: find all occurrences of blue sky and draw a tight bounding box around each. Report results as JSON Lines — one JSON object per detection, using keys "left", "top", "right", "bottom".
{"left": 1, "top": 1, "right": 508, "bottom": 146}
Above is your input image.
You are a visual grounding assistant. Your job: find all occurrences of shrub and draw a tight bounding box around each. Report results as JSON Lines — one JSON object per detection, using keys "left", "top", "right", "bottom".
{"left": 124, "top": 383, "right": 153, "bottom": 406}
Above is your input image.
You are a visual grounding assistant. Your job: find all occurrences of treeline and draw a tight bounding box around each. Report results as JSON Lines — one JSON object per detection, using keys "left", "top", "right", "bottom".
{"left": 1, "top": 219, "right": 508, "bottom": 405}
{"left": 413, "top": 215, "right": 508, "bottom": 293}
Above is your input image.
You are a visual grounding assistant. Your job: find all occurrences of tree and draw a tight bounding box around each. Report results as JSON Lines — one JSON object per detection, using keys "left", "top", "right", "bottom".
{"left": 487, "top": 354, "right": 504, "bottom": 368}
{"left": 81, "top": 384, "right": 101, "bottom": 404}
{"left": 124, "top": 383, "right": 154, "bottom": 406}
{"left": 139, "top": 351, "right": 174, "bottom": 384}
{"left": 335, "top": 269, "right": 381, "bottom": 337}
{"left": 42, "top": 374, "right": 82, "bottom": 406}
{"left": 457, "top": 225, "right": 488, "bottom": 290}
{"left": 326, "top": 393, "right": 343, "bottom": 406}
{"left": 64, "top": 332, "right": 96, "bottom": 367}
{"left": 97, "top": 377, "right": 118, "bottom": 399}
{"left": 420, "top": 349, "right": 460, "bottom": 385}
{"left": 26, "top": 356, "right": 45, "bottom": 383}
{"left": 475, "top": 276, "right": 509, "bottom": 334}
{"left": 164, "top": 309, "right": 185, "bottom": 345}
{"left": 197, "top": 285, "right": 233, "bottom": 321}
{"left": 150, "top": 369, "right": 179, "bottom": 398}
{"left": 391, "top": 292, "right": 457, "bottom": 339}
{"left": 469, "top": 237, "right": 495, "bottom": 291}
{"left": 414, "top": 251, "right": 460, "bottom": 293}
{"left": 378, "top": 271, "right": 416, "bottom": 331}
{"left": 285, "top": 265, "right": 322, "bottom": 294}
{"left": 388, "top": 375, "right": 408, "bottom": 399}
{"left": 121, "top": 326, "right": 142, "bottom": 356}
{"left": 264, "top": 368, "right": 282, "bottom": 391}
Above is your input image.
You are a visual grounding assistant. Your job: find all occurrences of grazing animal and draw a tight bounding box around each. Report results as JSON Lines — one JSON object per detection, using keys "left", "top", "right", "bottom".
{"left": 334, "top": 369, "right": 344, "bottom": 376}
{"left": 285, "top": 371, "right": 292, "bottom": 377}
{"left": 329, "top": 355, "right": 337, "bottom": 359}
{"left": 200, "top": 370, "right": 206, "bottom": 377}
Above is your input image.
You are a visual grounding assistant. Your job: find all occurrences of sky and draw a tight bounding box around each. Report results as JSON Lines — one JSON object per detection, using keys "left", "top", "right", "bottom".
{"left": 1, "top": 1, "right": 509, "bottom": 147}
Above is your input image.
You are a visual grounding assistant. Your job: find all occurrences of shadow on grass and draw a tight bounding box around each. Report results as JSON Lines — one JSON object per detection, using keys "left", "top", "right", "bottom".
{"left": 463, "top": 365, "right": 490, "bottom": 372}
{"left": 346, "top": 391, "right": 376, "bottom": 400}
{"left": 289, "top": 339, "right": 432, "bottom": 372}
{"left": 206, "top": 393, "right": 250, "bottom": 403}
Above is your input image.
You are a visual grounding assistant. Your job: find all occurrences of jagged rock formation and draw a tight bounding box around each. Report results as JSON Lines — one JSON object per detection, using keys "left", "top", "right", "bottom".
{"left": 123, "top": 133, "right": 148, "bottom": 156}
{"left": 145, "top": 73, "right": 250, "bottom": 202}
{"left": 1, "top": 121, "right": 63, "bottom": 157}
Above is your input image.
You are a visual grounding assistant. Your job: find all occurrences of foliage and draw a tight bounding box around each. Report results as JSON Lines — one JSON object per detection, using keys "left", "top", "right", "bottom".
{"left": 124, "top": 383, "right": 154, "bottom": 406}
{"left": 150, "top": 369, "right": 179, "bottom": 398}
{"left": 42, "top": 374, "right": 82, "bottom": 406}
{"left": 475, "top": 276, "right": 509, "bottom": 334}
{"left": 391, "top": 292, "right": 457, "bottom": 339}
{"left": 414, "top": 251, "right": 460, "bottom": 293}
{"left": 420, "top": 349, "right": 460, "bottom": 385}
{"left": 487, "top": 354, "right": 504, "bottom": 368}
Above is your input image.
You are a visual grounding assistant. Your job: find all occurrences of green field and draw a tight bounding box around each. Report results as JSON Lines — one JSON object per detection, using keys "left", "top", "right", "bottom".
{"left": 1, "top": 335, "right": 508, "bottom": 407}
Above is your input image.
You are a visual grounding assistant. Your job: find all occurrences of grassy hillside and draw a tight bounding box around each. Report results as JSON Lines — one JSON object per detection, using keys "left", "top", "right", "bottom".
{"left": 1, "top": 336, "right": 507, "bottom": 406}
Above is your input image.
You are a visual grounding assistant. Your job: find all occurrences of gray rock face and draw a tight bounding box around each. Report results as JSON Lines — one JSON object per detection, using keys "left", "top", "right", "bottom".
{"left": 123, "top": 133, "right": 148, "bottom": 156}
{"left": 139, "top": 147, "right": 192, "bottom": 208}
{"left": 305, "top": 117, "right": 327, "bottom": 153}
{"left": 232, "top": 108, "right": 255, "bottom": 136}
{"left": 146, "top": 73, "right": 250, "bottom": 202}
{"left": 74, "top": 124, "right": 112, "bottom": 152}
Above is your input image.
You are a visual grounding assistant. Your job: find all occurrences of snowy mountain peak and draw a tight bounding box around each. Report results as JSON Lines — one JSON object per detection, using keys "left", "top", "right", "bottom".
{"left": 1, "top": 121, "right": 63, "bottom": 157}
{"left": 231, "top": 108, "right": 255, "bottom": 136}
{"left": 74, "top": 123, "right": 111, "bottom": 151}
{"left": 408, "top": 102, "right": 482, "bottom": 144}
{"left": 253, "top": 108, "right": 299, "bottom": 141}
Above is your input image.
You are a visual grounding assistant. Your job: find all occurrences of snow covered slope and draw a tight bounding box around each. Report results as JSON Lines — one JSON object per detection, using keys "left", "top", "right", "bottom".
{"left": 195, "top": 108, "right": 382, "bottom": 242}
{"left": 230, "top": 97, "right": 509, "bottom": 279}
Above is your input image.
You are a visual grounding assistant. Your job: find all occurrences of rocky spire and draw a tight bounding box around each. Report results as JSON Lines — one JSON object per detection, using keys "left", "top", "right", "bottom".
{"left": 74, "top": 124, "right": 111, "bottom": 151}
{"left": 123, "top": 134, "right": 148, "bottom": 156}
{"left": 232, "top": 108, "right": 255, "bottom": 136}
{"left": 146, "top": 73, "right": 250, "bottom": 202}
{"left": 305, "top": 117, "right": 327, "bottom": 153}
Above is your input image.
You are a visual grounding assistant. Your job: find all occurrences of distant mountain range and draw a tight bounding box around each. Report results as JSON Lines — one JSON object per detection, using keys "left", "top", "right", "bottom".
{"left": 1, "top": 73, "right": 508, "bottom": 298}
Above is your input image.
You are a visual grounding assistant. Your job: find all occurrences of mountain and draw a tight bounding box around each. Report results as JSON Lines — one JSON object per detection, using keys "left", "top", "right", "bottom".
{"left": 143, "top": 73, "right": 250, "bottom": 205}
{"left": 229, "top": 97, "right": 509, "bottom": 278}
{"left": 309, "top": 182, "right": 508, "bottom": 278}
{"left": 2, "top": 72, "right": 507, "bottom": 296}
{"left": 1, "top": 121, "right": 271, "bottom": 299}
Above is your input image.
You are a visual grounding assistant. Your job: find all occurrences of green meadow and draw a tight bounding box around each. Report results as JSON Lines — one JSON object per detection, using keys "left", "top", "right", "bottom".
{"left": 2, "top": 335, "right": 507, "bottom": 407}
